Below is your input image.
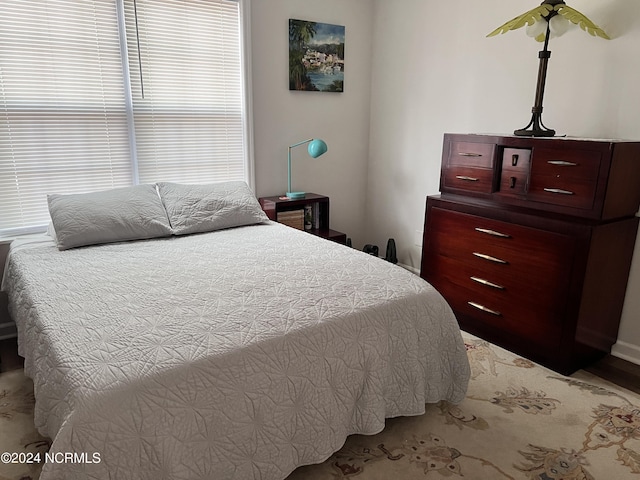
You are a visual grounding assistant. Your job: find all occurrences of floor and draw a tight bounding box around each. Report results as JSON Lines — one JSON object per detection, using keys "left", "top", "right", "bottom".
{"left": 2, "top": 336, "right": 640, "bottom": 394}
{"left": 0, "top": 337, "right": 23, "bottom": 372}
{"left": 585, "top": 354, "right": 640, "bottom": 395}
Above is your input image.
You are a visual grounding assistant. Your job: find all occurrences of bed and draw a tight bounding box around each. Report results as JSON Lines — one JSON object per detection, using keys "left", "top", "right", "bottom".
{"left": 2, "top": 181, "right": 470, "bottom": 480}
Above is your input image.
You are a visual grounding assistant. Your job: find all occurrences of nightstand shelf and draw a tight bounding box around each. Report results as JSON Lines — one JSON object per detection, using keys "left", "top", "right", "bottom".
{"left": 0, "top": 239, "right": 16, "bottom": 340}
{"left": 259, "top": 193, "right": 347, "bottom": 244}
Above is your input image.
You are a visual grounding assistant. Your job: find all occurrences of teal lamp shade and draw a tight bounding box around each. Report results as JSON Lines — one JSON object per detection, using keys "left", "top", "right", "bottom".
{"left": 307, "top": 139, "right": 328, "bottom": 158}
{"left": 287, "top": 138, "right": 328, "bottom": 199}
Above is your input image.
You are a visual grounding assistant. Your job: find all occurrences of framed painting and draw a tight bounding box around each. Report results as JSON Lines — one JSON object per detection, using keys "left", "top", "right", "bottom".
{"left": 289, "top": 19, "right": 345, "bottom": 92}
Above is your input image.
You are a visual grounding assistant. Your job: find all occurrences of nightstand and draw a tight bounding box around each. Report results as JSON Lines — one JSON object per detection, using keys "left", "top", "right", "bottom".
{"left": 0, "top": 239, "right": 16, "bottom": 341}
{"left": 259, "top": 193, "right": 347, "bottom": 244}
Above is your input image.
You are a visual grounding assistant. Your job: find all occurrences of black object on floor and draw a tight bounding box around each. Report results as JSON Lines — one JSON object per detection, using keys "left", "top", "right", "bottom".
{"left": 384, "top": 238, "right": 397, "bottom": 264}
{"left": 363, "top": 244, "right": 379, "bottom": 256}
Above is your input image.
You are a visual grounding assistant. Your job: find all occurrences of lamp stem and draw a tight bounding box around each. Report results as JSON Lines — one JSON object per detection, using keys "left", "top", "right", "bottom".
{"left": 290, "top": 138, "right": 313, "bottom": 149}
{"left": 287, "top": 138, "right": 313, "bottom": 197}
{"left": 287, "top": 146, "right": 293, "bottom": 194}
{"left": 514, "top": 21, "right": 555, "bottom": 137}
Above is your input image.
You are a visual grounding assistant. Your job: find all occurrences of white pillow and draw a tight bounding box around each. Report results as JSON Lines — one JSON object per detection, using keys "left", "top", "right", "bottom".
{"left": 157, "top": 181, "right": 269, "bottom": 235}
{"left": 47, "top": 184, "right": 173, "bottom": 250}
{"left": 46, "top": 222, "right": 58, "bottom": 242}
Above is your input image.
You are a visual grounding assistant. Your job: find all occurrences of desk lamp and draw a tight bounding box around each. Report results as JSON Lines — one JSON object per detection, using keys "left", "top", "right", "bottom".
{"left": 286, "top": 138, "right": 328, "bottom": 199}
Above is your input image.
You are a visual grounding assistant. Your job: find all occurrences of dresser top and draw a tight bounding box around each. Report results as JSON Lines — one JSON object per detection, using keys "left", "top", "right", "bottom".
{"left": 440, "top": 133, "right": 640, "bottom": 220}
{"left": 452, "top": 133, "right": 640, "bottom": 144}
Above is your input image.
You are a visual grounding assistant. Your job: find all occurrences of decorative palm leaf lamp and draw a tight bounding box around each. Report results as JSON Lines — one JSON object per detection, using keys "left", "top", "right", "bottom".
{"left": 487, "top": 0, "right": 609, "bottom": 137}
{"left": 286, "top": 138, "right": 328, "bottom": 199}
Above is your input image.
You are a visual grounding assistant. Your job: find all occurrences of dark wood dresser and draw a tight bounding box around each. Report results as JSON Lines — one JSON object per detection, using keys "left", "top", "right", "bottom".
{"left": 420, "top": 133, "right": 640, "bottom": 374}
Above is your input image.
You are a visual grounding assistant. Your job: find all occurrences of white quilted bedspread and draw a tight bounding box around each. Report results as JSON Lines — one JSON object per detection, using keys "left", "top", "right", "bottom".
{"left": 4, "top": 222, "right": 470, "bottom": 480}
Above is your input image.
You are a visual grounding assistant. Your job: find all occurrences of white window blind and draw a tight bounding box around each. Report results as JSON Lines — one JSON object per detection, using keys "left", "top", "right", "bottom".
{"left": 124, "top": 0, "right": 247, "bottom": 184}
{"left": 0, "top": 0, "right": 133, "bottom": 235}
{"left": 0, "top": 0, "right": 248, "bottom": 236}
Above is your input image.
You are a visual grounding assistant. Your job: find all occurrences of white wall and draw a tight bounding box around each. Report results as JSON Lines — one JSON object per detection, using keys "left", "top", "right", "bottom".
{"left": 249, "top": 0, "right": 640, "bottom": 364}
{"left": 366, "top": 0, "right": 640, "bottom": 363}
{"left": 250, "top": 0, "right": 373, "bottom": 247}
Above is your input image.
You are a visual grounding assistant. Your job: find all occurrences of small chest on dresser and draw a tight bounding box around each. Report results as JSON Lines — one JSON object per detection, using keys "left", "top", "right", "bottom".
{"left": 422, "top": 134, "right": 640, "bottom": 374}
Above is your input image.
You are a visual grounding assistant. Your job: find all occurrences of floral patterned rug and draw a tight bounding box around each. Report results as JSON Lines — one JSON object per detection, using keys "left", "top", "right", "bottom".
{"left": 1, "top": 333, "right": 639, "bottom": 480}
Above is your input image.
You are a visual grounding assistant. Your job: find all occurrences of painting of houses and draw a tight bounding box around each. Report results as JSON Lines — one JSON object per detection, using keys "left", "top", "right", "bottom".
{"left": 289, "top": 19, "right": 345, "bottom": 92}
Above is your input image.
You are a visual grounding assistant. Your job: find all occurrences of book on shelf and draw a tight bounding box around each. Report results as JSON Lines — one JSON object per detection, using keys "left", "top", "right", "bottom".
{"left": 277, "top": 210, "right": 304, "bottom": 230}
{"left": 313, "top": 202, "right": 320, "bottom": 229}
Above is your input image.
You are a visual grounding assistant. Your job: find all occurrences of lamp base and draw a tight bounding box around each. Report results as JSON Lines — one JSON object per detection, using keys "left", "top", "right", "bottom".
{"left": 514, "top": 127, "right": 556, "bottom": 137}
{"left": 514, "top": 111, "right": 555, "bottom": 137}
{"left": 286, "top": 191, "right": 306, "bottom": 199}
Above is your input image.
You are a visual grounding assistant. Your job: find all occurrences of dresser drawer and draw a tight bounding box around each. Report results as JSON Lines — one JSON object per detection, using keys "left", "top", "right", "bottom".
{"left": 531, "top": 148, "right": 602, "bottom": 179}
{"left": 428, "top": 272, "right": 564, "bottom": 350}
{"left": 498, "top": 148, "right": 531, "bottom": 197}
{"left": 442, "top": 167, "right": 494, "bottom": 194}
{"left": 528, "top": 177, "right": 598, "bottom": 210}
{"left": 447, "top": 141, "right": 496, "bottom": 168}
{"left": 527, "top": 148, "right": 602, "bottom": 210}
{"left": 441, "top": 140, "right": 497, "bottom": 195}
{"left": 426, "top": 253, "right": 571, "bottom": 315}
{"left": 426, "top": 207, "right": 575, "bottom": 280}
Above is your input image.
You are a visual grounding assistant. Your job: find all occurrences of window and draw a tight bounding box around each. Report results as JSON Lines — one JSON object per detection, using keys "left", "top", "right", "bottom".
{"left": 124, "top": 0, "right": 247, "bottom": 184}
{"left": 0, "top": 0, "right": 132, "bottom": 235}
{"left": 0, "top": 0, "right": 249, "bottom": 236}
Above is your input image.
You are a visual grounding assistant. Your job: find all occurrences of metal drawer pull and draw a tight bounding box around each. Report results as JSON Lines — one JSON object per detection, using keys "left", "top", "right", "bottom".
{"left": 473, "top": 252, "right": 508, "bottom": 264}
{"left": 544, "top": 187, "right": 574, "bottom": 195}
{"left": 475, "top": 227, "right": 511, "bottom": 238}
{"left": 471, "top": 276, "right": 505, "bottom": 290}
{"left": 547, "top": 160, "right": 578, "bottom": 166}
{"left": 468, "top": 302, "right": 502, "bottom": 316}
{"left": 458, "top": 152, "right": 482, "bottom": 157}
{"left": 455, "top": 175, "right": 479, "bottom": 182}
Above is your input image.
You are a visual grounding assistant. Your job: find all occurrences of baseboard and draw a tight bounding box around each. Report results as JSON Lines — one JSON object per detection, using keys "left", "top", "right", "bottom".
{"left": 399, "top": 263, "right": 420, "bottom": 275}
{"left": 611, "top": 340, "right": 640, "bottom": 366}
